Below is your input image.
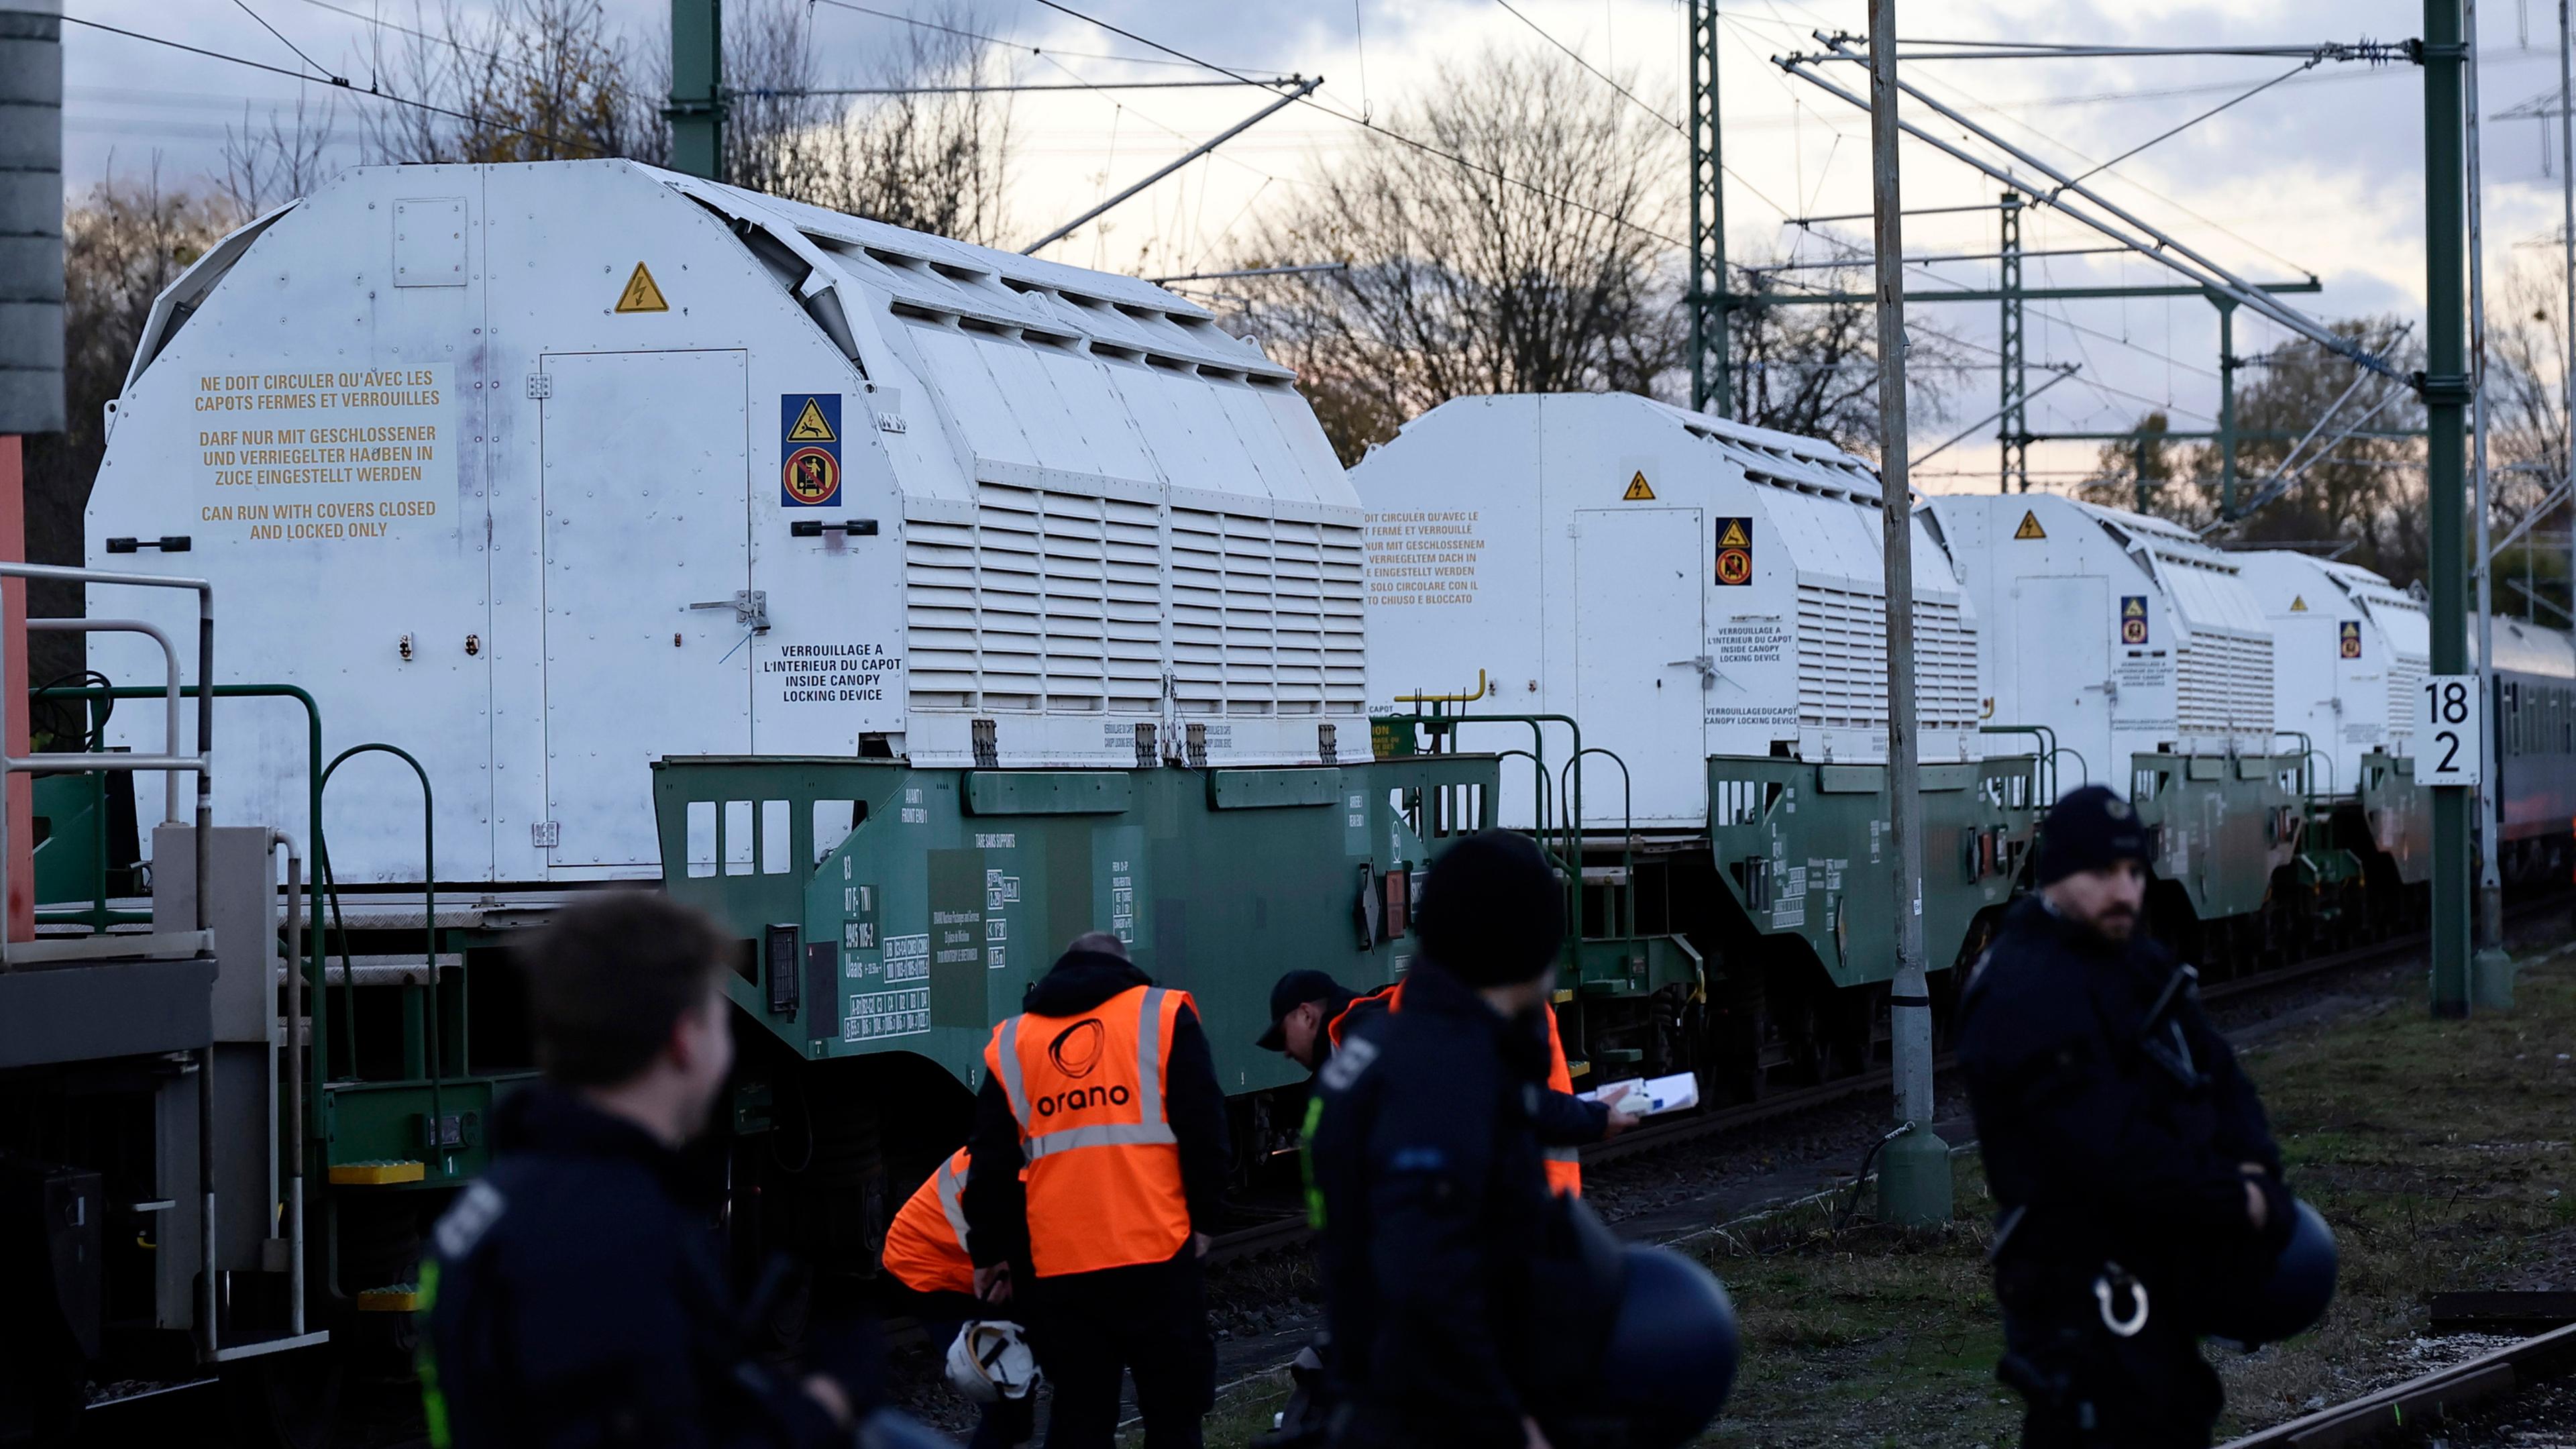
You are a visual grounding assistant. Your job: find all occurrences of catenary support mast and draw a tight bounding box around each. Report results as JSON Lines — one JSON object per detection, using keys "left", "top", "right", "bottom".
{"left": 1998, "top": 192, "right": 2027, "bottom": 492}
{"left": 2427, "top": 0, "right": 2477, "bottom": 1018}
{"left": 1691, "top": 0, "right": 1730, "bottom": 417}
{"left": 2465, "top": 0, "right": 2517, "bottom": 1007}
{"left": 1868, "top": 0, "right": 1950, "bottom": 1228}
{"left": 669, "top": 0, "right": 723, "bottom": 181}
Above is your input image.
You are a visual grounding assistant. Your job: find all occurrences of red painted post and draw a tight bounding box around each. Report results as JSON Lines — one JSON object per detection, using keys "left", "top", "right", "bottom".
{"left": 0, "top": 435, "right": 28, "bottom": 942}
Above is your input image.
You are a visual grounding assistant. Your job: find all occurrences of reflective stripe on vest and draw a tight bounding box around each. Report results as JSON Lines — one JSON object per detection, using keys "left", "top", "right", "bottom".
{"left": 1326, "top": 979, "right": 1403, "bottom": 1049}
{"left": 983, "top": 984, "right": 1194, "bottom": 1276}
{"left": 881, "top": 1148, "right": 975, "bottom": 1296}
{"left": 1543, "top": 1006, "right": 1582, "bottom": 1196}
{"left": 1326, "top": 979, "right": 1586, "bottom": 1196}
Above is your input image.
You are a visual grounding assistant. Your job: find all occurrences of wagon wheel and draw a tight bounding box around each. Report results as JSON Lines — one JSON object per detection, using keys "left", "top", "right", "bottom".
{"left": 1708, "top": 975, "right": 1770, "bottom": 1104}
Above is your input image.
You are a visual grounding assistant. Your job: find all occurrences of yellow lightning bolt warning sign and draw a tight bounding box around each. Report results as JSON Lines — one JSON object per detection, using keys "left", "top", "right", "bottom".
{"left": 2012, "top": 511, "right": 2047, "bottom": 540}
{"left": 614, "top": 262, "right": 670, "bottom": 313}
{"left": 1622, "top": 471, "right": 1656, "bottom": 500}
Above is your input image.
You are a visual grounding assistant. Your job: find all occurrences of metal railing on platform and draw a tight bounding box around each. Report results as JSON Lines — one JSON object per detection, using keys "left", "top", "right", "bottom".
{"left": 0, "top": 563, "right": 212, "bottom": 967}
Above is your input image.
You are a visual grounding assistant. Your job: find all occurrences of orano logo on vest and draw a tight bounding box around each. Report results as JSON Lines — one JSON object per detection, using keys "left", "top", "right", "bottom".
{"left": 1049, "top": 1018, "right": 1106, "bottom": 1077}
{"left": 1036, "top": 1016, "right": 1129, "bottom": 1117}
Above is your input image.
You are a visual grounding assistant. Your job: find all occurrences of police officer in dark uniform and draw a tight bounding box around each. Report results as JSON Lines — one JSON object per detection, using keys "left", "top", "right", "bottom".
{"left": 1304, "top": 830, "right": 1588, "bottom": 1449}
{"left": 419, "top": 892, "right": 928, "bottom": 1449}
{"left": 1958, "top": 786, "right": 2297, "bottom": 1448}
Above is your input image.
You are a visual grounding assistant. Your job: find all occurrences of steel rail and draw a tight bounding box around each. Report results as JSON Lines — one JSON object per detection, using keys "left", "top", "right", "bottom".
{"left": 2216, "top": 1320, "right": 2576, "bottom": 1448}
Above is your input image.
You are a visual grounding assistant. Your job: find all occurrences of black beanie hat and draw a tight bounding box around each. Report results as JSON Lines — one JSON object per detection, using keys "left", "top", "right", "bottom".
{"left": 2036, "top": 784, "right": 2151, "bottom": 885}
{"left": 1415, "top": 829, "right": 1566, "bottom": 986}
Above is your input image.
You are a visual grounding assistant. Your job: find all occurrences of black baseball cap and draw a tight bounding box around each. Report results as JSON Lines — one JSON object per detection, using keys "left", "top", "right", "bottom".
{"left": 1257, "top": 969, "right": 1348, "bottom": 1051}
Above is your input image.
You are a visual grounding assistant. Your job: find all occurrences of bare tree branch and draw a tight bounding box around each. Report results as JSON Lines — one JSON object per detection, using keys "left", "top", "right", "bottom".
{"left": 724, "top": 0, "right": 1016, "bottom": 245}
{"left": 360, "top": 0, "right": 665, "bottom": 166}
{"left": 222, "top": 92, "right": 341, "bottom": 215}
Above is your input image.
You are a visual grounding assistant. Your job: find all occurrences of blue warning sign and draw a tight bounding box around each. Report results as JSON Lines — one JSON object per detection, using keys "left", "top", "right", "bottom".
{"left": 2340, "top": 620, "right": 2362, "bottom": 659}
{"left": 2119, "top": 595, "right": 2149, "bottom": 646}
{"left": 782, "top": 394, "right": 842, "bottom": 507}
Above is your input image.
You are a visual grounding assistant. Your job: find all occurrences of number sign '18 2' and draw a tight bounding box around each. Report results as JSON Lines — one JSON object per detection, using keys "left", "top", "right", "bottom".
{"left": 2414, "top": 674, "right": 2485, "bottom": 787}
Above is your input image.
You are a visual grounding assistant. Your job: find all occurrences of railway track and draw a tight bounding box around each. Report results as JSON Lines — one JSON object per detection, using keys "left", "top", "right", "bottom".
{"left": 2218, "top": 1320, "right": 2576, "bottom": 1448}
{"left": 1208, "top": 896, "right": 2573, "bottom": 1267}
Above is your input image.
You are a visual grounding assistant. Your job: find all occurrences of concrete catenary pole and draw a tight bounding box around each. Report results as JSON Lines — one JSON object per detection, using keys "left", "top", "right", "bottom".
{"left": 1866, "top": 0, "right": 1949, "bottom": 1228}
{"left": 668, "top": 0, "right": 723, "bottom": 182}
{"left": 2426, "top": 0, "right": 2476, "bottom": 1018}
{"left": 2466, "top": 0, "right": 2516, "bottom": 1008}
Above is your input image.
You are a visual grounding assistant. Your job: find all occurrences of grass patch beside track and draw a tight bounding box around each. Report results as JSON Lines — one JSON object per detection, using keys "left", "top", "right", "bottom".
{"left": 1186, "top": 948, "right": 2576, "bottom": 1448}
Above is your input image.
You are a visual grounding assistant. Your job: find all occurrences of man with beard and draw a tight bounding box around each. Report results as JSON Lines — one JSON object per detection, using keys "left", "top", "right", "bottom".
{"left": 1957, "top": 786, "right": 2297, "bottom": 1448}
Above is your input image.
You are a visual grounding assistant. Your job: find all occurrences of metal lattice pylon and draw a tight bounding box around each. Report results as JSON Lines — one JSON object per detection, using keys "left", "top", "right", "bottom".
{"left": 1688, "top": 0, "right": 1729, "bottom": 417}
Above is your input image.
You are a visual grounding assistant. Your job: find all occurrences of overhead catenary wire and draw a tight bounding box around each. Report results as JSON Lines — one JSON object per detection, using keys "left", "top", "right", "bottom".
{"left": 1033, "top": 0, "right": 1706, "bottom": 254}
{"left": 1727, "top": 11, "right": 2330, "bottom": 282}
{"left": 1796, "top": 38, "right": 2416, "bottom": 62}
{"left": 62, "top": 14, "right": 600, "bottom": 155}
{"left": 233, "top": 0, "right": 342, "bottom": 83}
{"left": 1022, "top": 76, "right": 1321, "bottom": 255}
{"left": 810, "top": 0, "right": 1290, "bottom": 78}
{"left": 1495, "top": 0, "right": 1680, "bottom": 129}
{"left": 1887, "top": 38, "right": 2324, "bottom": 284}
{"left": 1775, "top": 38, "right": 2379, "bottom": 377}
{"left": 2053, "top": 59, "right": 2322, "bottom": 191}
{"left": 738, "top": 78, "right": 1289, "bottom": 97}
{"left": 2212, "top": 380, "right": 2416, "bottom": 527}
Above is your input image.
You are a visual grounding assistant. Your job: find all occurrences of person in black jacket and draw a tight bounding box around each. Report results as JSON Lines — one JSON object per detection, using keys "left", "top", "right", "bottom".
{"left": 1957, "top": 786, "right": 2294, "bottom": 1449}
{"left": 419, "top": 892, "right": 915, "bottom": 1449}
{"left": 961, "top": 932, "right": 1230, "bottom": 1449}
{"left": 1304, "top": 830, "right": 1582, "bottom": 1449}
{"left": 1257, "top": 969, "right": 1360, "bottom": 1073}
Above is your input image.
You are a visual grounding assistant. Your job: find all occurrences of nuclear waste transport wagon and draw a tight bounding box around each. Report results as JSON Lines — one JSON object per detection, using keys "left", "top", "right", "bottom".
{"left": 1353, "top": 393, "right": 2040, "bottom": 1095}
{"left": 1926, "top": 494, "right": 2309, "bottom": 965}
{"left": 76, "top": 158, "right": 1494, "bottom": 1291}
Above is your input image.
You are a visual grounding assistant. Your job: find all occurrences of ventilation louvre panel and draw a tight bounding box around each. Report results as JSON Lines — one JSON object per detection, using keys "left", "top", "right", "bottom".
{"left": 2387, "top": 653, "right": 2427, "bottom": 746}
{"left": 2175, "top": 629, "right": 2275, "bottom": 743}
{"left": 1792, "top": 582, "right": 1981, "bottom": 732}
{"left": 906, "top": 489, "right": 1365, "bottom": 720}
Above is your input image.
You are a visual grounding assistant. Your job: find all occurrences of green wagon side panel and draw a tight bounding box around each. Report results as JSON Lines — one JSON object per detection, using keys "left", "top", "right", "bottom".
{"left": 2356, "top": 750, "right": 2432, "bottom": 885}
{"left": 964, "top": 771, "right": 1132, "bottom": 815}
{"left": 652, "top": 754, "right": 1503, "bottom": 1099}
{"left": 1704, "top": 753, "right": 2041, "bottom": 987}
{"left": 2127, "top": 752, "right": 2304, "bottom": 922}
{"left": 1206, "top": 767, "right": 1342, "bottom": 810}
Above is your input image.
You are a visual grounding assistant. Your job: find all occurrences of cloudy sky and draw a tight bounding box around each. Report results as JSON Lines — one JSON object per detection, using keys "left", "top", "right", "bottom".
{"left": 59, "top": 0, "right": 2576, "bottom": 488}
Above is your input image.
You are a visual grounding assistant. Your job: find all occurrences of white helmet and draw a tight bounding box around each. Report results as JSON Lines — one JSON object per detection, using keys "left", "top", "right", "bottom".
{"left": 944, "top": 1320, "right": 1040, "bottom": 1404}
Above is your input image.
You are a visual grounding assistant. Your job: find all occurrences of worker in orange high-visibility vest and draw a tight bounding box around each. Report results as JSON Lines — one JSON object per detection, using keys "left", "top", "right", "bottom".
{"left": 963, "top": 932, "right": 1230, "bottom": 1449}
{"left": 1322, "top": 976, "right": 1638, "bottom": 1196}
{"left": 881, "top": 1147, "right": 1036, "bottom": 1449}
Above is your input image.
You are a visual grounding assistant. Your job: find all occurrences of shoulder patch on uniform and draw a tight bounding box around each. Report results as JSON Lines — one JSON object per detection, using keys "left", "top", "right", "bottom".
{"left": 432, "top": 1180, "right": 508, "bottom": 1262}
{"left": 1319, "top": 1036, "right": 1379, "bottom": 1093}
